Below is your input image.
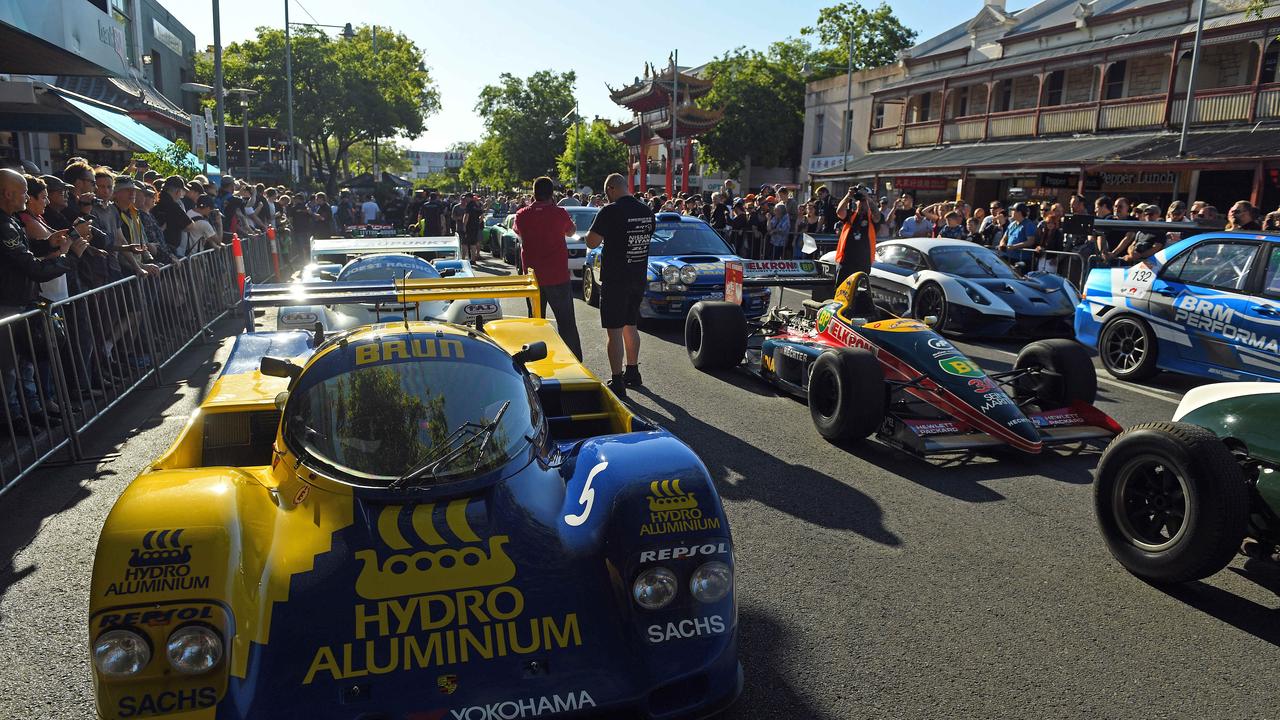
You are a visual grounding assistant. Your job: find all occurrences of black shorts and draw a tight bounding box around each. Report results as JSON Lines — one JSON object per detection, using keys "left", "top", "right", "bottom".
{"left": 600, "top": 277, "right": 646, "bottom": 329}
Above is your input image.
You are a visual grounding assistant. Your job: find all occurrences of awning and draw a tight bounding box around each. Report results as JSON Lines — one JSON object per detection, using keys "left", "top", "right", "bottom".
{"left": 59, "top": 95, "right": 221, "bottom": 178}
{"left": 811, "top": 128, "right": 1280, "bottom": 180}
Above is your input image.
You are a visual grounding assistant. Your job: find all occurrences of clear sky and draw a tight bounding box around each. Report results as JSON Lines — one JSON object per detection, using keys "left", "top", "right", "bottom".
{"left": 163, "top": 0, "right": 1034, "bottom": 151}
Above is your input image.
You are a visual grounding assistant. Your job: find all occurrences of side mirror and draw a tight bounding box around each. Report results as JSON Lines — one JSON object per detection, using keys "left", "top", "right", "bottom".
{"left": 261, "top": 356, "right": 303, "bottom": 384}
{"left": 438, "top": 267, "right": 458, "bottom": 277}
{"left": 923, "top": 315, "right": 939, "bottom": 327}
{"left": 513, "top": 341, "right": 548, "bottom": 366}
{"left": 1014, "top": 261, "right": 1028, "bottom": 273}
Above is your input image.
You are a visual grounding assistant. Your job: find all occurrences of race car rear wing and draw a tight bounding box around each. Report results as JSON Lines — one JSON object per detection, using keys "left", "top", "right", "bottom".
{"left": 739, "top": 259, "right": 833, "bottom": 288}
{"left": 310, "top": 236, "right": 461, "bottom": 262}
{"left": 242, "top": 274, "right": 542, "bottom": 330}
{"left": 1060, "top": 214, "right": 1221, "bottom": 236}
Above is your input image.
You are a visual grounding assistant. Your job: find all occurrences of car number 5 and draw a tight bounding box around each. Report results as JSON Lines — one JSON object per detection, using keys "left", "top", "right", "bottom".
{"left": 564, "top": 461, "right": 607, "bottom": 526}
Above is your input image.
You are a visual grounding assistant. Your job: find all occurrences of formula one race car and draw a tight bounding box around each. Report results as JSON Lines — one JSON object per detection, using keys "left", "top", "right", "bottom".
{"left": 685, "top": 270, "right": 1121, "bottom": 455}
{"left": 88, "top": 275, "right": 740, "bottom": 719}
{"left": 819, "top": 239, "right": 1079, "bottom": 339}
{"left": 275, "top": 252, "right": 503, "bottom": 332}
{"left": 1073, "top": 217, "right": 1280, "bottom": 383}
{"left": 1094, "top": 382, "right": 1280, "bottom": 583}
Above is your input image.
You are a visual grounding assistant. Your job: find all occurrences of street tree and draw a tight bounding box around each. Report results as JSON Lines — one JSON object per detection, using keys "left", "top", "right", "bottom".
{"left": 800, "top": 2, "right": 917, "bottom": 80}
{"left": 697, "top": 44, "right": 806, "bottom": 185}
{"left": 475, "top": 70, "right": 577, "bottom": 181}
{"left": 557, "top": 120, "right": 628, "bottom": 191}
{"left": 197, "top": 25, "right": 439, "bottom": 193}
{"left": 342, "top": 140, "right": 412, "bottom": 177}
{"left": 460, "top": 134, "right": 517, "bottom": 191}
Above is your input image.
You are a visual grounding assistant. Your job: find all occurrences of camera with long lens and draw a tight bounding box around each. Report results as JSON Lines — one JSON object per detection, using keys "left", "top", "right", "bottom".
{"left": 849, "top": 184, "right": 875, "bottom": 202}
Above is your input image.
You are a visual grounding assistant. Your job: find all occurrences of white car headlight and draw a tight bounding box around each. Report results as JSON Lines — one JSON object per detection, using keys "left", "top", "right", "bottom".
{"left": 166, "top": 626, "right": 223, "bottom": 674}
{"left": 661, "top": 266, "right": 680, "bottom": 284}
{"left": 679, "top": 266, "right": 699, "bottom": 285}
{"left": 690, "top": 561, "right": 733, "bottom": 603}
{"left": 632, "top": 566, "right": 678, "bottom": 610}
{"left": 93, "top": 629, "right": 151, "bottom": 677}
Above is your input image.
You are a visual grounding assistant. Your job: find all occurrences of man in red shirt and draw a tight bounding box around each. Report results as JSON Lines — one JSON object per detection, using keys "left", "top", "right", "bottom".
{"left": 514, "top": 176, "right": 582, "bottom": 359}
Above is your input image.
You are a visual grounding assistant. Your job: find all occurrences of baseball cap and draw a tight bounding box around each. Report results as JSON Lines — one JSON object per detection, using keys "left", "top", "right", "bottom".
{"left": 187, "top": 181, "right": 204, "bottom": 193}
{"left": 40, "top": 175, "right": 68, "bottom": 194}
{"left": 196, "top": 194, "right": 216, "bottom": 209}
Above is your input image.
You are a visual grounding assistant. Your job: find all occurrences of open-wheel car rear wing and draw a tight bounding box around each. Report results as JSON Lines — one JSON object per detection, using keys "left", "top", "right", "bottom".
{"left": 1059, "top": 214, "right": 1221, "bottom": 236}
{"left": 738, "top": 259, "right": 833, "bottom": 289}
{"left": 242, "top": 273, "right": 542, "bottom": 330}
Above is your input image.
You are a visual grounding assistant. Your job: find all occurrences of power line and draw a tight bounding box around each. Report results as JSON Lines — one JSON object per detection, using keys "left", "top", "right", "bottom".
{"left": 292, "top": 0, "right": 320, "bottom": 26}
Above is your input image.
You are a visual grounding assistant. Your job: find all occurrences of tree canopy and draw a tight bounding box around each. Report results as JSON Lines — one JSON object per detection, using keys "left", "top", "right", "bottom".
{"left": 475, "top": 70, "right": 577, "bottom": 182}
{"left": 196, "top": 24, "right": 439, "bottom": 193}
{"left": 800, "top": 2, "right": 917, "bottom": 80}
{"left": 459, "top": 134, "right": 517, "bottom": 191}
{"left": 696, "top": 42, "right": 807, "bottom": 177}
{"left": 557, "top": 120, "right": 628, "bottom": 192}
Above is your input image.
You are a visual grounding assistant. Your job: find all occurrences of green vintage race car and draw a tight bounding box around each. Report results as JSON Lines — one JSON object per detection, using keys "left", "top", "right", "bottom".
{"left": 483, "top": 213, "right": 519, "bottom": 263}
{"left": 1094, "top": 382, "right": 1280, "bottom": 583}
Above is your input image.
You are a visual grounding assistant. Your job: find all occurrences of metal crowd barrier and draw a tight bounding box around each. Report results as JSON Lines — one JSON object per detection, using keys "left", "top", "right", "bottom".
{"left": 1034, "top": 250, "right": 1089, "bottom": 291}
{"left": 0, "top": 236, "right": 284, "bottom": 494}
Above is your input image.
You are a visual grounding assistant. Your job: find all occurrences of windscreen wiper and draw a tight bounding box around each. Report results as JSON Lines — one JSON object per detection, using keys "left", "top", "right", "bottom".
{"left": 390, "top": 401, "right": 511, "bottom": 489}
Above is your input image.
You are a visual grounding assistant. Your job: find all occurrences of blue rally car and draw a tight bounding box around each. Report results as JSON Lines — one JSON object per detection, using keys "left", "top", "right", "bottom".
{"left": 582, "top": 213, "right": 771, "bottom": 319}
{"left": 1074, "top": 219, "right": 1280, "bottom": 382}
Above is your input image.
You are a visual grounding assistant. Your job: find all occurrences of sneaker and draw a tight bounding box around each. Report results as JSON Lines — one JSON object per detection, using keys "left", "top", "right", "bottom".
{"left": 607, "top": 375, "right": 628, "bottom": 399}
{"left": 624, "top": 365, "right": 643, "bottom": 388}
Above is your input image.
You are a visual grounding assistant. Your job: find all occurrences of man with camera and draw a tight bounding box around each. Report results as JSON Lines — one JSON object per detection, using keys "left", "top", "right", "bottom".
{"left": 831, "top": 184, "right": 881, "bottom": 287}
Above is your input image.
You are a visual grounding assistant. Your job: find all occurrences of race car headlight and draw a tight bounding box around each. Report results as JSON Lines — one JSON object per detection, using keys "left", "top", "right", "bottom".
{"left": 661, "top": 266, "right": 680, "bottom": 284}
{"left": 679, "top": 266, "right": 699, "bottom": 285}
{"left": 957, "top": 280, "right": 990, "bottom": 305}
{"left": 689, "top": 561, "right": 732, "bottom": 603}
{"left": 632, "top": 566, "right": 678, "bottom": 610}
{"left": 93, "top": 629, "right": 151, "bottom": 677}
{"left": 166, "top": 626, "right": 223, "bottom": 674}
{"left": 648, "top": 282, "right": 665, "bottom": 292}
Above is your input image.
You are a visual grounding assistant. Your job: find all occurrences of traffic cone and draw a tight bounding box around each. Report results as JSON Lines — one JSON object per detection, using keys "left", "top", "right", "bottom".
{"left": 231, "top": 233, "right": 246, "bottom": 295}
{"left": 267, "top": 226, "right": 280, "bottom": 280}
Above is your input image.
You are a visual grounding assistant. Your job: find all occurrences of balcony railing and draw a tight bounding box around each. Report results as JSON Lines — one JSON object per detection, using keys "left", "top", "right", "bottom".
{"left": 868, "top": 83, "right": 1280, "bottom": 151}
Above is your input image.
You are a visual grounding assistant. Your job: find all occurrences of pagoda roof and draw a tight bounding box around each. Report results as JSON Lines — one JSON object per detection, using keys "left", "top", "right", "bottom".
{"left": 608, "top": 106, "right": 723, "bottom": 145}
{"left": 608, "top": 64, "right": 713, "bottom": 112}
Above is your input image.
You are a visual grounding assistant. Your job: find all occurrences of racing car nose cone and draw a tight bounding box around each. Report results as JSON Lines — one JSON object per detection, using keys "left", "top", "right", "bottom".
{"left": 1006, "top": 411, "right": 1043, "bottom": 448}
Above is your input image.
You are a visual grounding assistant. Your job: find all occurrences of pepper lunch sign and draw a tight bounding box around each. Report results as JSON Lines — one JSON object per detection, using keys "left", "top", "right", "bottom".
{"left": 302, "top": 499, "right": 582, "bottom": 684}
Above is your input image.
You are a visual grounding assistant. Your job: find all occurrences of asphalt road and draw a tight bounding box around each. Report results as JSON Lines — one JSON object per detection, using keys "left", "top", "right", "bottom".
{"left": 2, "top": 254, "right": 1277, "bottom": 720}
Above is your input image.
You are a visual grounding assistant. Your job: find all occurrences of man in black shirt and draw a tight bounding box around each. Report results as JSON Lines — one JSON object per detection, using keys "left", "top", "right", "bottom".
{"left": 814, "top": 186, "right": 837, "bottom": 233}
{"left": 419, "top": 192, "right": 445, "bottom": 236}
{"left": 585, "top": 173, "right": 655, "bottom": 397}
{"left": 154, "top": 176, "right": 193, "bottom": 254}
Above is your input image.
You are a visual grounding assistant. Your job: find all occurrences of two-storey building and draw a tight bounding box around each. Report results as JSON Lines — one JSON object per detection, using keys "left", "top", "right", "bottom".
{"left": 812, "top": 0, "right": 1280, "bottom": 213}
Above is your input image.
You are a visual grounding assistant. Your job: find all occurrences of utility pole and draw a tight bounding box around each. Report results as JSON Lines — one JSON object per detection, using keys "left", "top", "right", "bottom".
{"left": 372, "top": 26, "right": 379, "bottom": 182}
{"left": 843, "top": 29, "right": 854, "bottom": 155}
{"left": 213, "top": 0, "right": 227, "bottom": 173}
{"left": 284, "top": 0, "right": 296, "bottom": 182}
{"left": 1178, "top": 0, "right": 1207, "bottom": 158}
{"left": 670, "top": 50, "right": 678, "bottom": 197}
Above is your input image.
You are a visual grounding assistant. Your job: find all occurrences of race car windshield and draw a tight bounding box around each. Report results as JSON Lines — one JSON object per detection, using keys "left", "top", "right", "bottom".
{"left": 284, "top": 339, "right": 539, "bottom": 484}
{"left": 650, "top": 225, "right": 733, "bottom": 255}
{"left": 928, "top": 246, "right": 1020, "bottom": 279}
{"left": 566, "top": 209, "right": 598, "bottom": 233}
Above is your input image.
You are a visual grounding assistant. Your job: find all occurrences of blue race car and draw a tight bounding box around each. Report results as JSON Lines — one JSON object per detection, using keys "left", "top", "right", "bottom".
{"left": 582, "top": 213, "right": 771, "bottom": 319}
{"left": 1074, "top": 220, "right": 1280, "bottom": 382}
{"left": 89, "top": 274, "right": 741, "bottom": 719}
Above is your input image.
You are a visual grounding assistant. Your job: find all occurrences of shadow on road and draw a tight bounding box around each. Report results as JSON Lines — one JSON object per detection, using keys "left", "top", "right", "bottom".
{"left": 630, "top": 386, "right": 900, "bottom": 547}
{"left": 723, "top": 608, "right": 841, "bottom": 720}
{"left": 1157, "top": 562, "right": 1280, "bottom": 647}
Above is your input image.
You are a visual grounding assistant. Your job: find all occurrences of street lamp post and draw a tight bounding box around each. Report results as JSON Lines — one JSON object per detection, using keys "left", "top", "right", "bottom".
{"left": 212, "top": 0, "right": 227, "bottom": 173}
{"left": 228, "top": 88, "right": 258, "bottom": 181}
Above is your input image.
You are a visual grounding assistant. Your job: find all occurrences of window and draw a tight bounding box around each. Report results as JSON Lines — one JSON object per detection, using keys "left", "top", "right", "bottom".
{"left": 150, "top": 51, "right": 163, "bottom": 89}
{"left": 873, "top": 103, "right": 886, "bottom": 129}
{"left": 1263, "top": 246, "right": 1280, "bottom": 298}
{"left": 1043, "top": 70, "right": 1065, "bottom": 107}
{"left": 953, "top": 87, "right": 970, "bottom": 118}
{"left": 995, "top": 80, "right": 1013, "bottom": 112}
{"left": 1264, "top": 41, "right": 1280, "bottom": 85}
{"left": 813, "top": 113, "right": 824, "bottom": 155}
{"left": 843, "top": 109, "right": 854, "bottom": 151}
{"left": 916, "top": 92, "right": 933, "bottom": 122}
{"left": 1104, "top": 61, "right": 1127, "bottom": 100}
{"left": 1162, "top": 241, "right": 1260, "bottom": 292}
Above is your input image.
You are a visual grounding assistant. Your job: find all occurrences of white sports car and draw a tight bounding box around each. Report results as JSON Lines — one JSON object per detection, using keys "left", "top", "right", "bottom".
{"left": 823, "top": 238, "right": 1079, "bottom": 338}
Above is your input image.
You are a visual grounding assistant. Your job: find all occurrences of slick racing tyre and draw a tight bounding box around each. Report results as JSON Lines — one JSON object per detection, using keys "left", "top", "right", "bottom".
{"left": 1014, "top": 338, "right": 1097, "bottom": 407}
{"left": 583, "top": 268, "right": 600, "bottom": 307}
{"left": 911, "top": 282, "right": 948, "bottom": 331}
{"left": 1094, "top": 422, "right": 1250, "bottom": 584}
{"left": 808, "top": 348, "right": 885, "bottom": 441}
{"left": 1099, "top": 315, "right": 1159, "bottom": 381}
{"left": 685, "top": 301, "right": 746, "bottom": 370}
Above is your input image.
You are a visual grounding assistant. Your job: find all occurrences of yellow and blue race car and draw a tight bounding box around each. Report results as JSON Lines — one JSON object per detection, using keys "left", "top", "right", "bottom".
{"left": 88, "top": 275, "right": 741, "bottom": 719}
